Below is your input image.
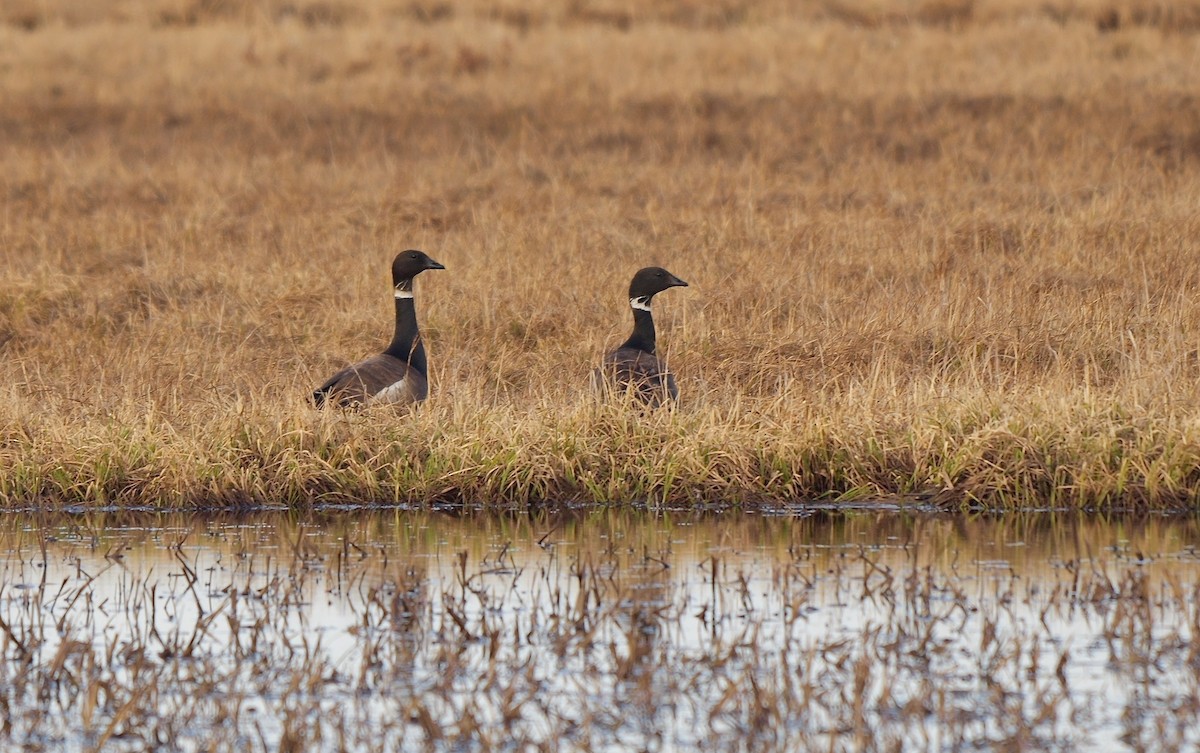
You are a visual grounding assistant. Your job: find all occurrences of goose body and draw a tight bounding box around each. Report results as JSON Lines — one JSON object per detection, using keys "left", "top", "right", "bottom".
{"left": 313, "top": 250, "right": 444, "bottom": 409}
{"left": 594, "top": 266, "right": 688, "bottom": 407}
{"left": 314, "top": 354, "right": 428, "bottom": 407}
{"left": 599, "top": 346, "right": 679, "bottom": 405}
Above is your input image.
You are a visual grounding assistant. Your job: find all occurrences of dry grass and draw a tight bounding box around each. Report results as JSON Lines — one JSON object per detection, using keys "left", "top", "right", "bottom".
{"left": 3, "top": 0, "right": 1200, "bottom": 508}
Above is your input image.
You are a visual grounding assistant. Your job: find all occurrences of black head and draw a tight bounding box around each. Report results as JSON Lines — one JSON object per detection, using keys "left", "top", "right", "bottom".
{"left": 391, "top": 250, "right": 445, "bottom": 286}
{"left": 628, "top": 267, "right": 688, "bottom": 300}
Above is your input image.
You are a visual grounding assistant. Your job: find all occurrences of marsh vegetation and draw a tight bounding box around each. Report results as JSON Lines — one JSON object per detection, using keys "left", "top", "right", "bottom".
{"left": 3, "top": 1, "right": 1200, "bottom": 508}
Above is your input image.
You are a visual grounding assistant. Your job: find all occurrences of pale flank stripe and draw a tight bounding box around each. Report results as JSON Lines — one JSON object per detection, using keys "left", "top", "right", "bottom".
{"left": 368, "top": 378, "right": 409, "bottom": 404}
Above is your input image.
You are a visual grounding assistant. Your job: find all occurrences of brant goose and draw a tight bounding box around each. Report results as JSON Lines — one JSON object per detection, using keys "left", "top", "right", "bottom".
{"left": 312, "top": 250, "right": 445, "bottom": 408}
{"left": 594, "top": 266, "right": 688, "bottom": 407}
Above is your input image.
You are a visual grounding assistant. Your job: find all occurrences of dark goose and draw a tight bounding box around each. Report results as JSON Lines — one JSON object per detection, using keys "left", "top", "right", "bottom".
{"left": 312, "top": 250, "right": 445, "bottom": 408}
{"left": 594, "top": 266, "right": 688, "bottom": 407}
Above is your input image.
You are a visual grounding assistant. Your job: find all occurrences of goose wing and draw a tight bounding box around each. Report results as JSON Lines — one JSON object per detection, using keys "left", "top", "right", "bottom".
{"left": 312, "top": 354, "right": 428, "bottom": 408}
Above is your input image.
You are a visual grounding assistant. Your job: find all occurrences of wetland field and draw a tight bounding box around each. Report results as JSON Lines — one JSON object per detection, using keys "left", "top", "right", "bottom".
{"left": 5, "top": 5, "right": 1200, "bottom": 748}
{"left": 2, "top": 0, "right": 1200, "bottom": 508}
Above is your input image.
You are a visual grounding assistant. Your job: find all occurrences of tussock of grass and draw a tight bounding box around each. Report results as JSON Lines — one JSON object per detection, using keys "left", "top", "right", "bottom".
{"left": 3, "top": 2, "right": 1200, "bottom": 509}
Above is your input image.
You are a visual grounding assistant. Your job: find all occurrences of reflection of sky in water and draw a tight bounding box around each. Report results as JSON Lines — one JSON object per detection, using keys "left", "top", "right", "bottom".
{"left": 1, "top": 512, "right": 1199, "bottom": 751}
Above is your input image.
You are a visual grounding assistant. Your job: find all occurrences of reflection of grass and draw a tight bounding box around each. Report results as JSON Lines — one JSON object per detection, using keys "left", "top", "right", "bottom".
{"left": 2, "top": 507, "right": 1194, "bottom": 577}
{"left": 3, "top": 2, "right": 1200, "bottom": 508}
{"left": 1, "top": 509, "right": 1198, "bottom": 749}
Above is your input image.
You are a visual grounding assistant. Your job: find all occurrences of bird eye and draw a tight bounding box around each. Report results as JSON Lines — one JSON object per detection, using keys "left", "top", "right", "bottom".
{"left": 410, "top": 252, "right": 420, "bottom": 259}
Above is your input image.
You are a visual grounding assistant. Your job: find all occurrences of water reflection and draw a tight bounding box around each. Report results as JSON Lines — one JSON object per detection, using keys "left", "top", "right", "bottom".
{"left": 1, "top": 510, "right": 1198, "bottom": 752}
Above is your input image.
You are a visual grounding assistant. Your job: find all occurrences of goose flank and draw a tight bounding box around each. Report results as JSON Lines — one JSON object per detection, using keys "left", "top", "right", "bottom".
{"left": 312, "top": 250, "right": 445, "bottom": 408}
{"left": 594, "top": 266, "right": 688, "bottom": 407}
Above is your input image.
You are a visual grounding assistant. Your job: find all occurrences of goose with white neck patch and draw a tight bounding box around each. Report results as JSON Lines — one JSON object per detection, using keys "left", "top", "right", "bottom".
{"left": 312, "top": 250, "right": 445, "bottom": 409}
{"left": 594, "top": 266, "right": 688, "bottom": 407}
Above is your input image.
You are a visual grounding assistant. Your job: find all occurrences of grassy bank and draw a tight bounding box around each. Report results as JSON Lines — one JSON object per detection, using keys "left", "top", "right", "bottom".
{"left": 3, "top": 1, "right": 1200, "bottom": 510}
{"left": 4, "top": 390, "right": 1200, "bottom": 509}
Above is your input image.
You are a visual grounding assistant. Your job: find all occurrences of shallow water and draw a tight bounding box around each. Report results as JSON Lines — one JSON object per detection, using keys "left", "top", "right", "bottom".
{"left": 1, "top": 510, "right": 1199, "bottom": 752}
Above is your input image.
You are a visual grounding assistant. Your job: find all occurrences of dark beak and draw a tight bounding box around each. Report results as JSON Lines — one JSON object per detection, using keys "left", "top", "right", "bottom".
{"left": 669, "top": 275, "right": 688, "bottom": 288}
{"left": 425, "top": 258, "right": 446, "bottom": 271}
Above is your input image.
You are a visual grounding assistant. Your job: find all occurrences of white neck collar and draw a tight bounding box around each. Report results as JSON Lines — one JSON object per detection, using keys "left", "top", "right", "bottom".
{"left": 630, "top": 296, "right": 651, "bottom": 312}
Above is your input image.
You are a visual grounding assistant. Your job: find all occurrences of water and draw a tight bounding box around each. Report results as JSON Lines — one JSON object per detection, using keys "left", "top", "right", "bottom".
{"left": 1, "top": 510, "right": 1198, "bottom": 752}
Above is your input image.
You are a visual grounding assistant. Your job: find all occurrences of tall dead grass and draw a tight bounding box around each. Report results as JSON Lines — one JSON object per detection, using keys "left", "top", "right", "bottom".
{"left": 3, "top": 1, "right": 1200, "bottom": 508}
